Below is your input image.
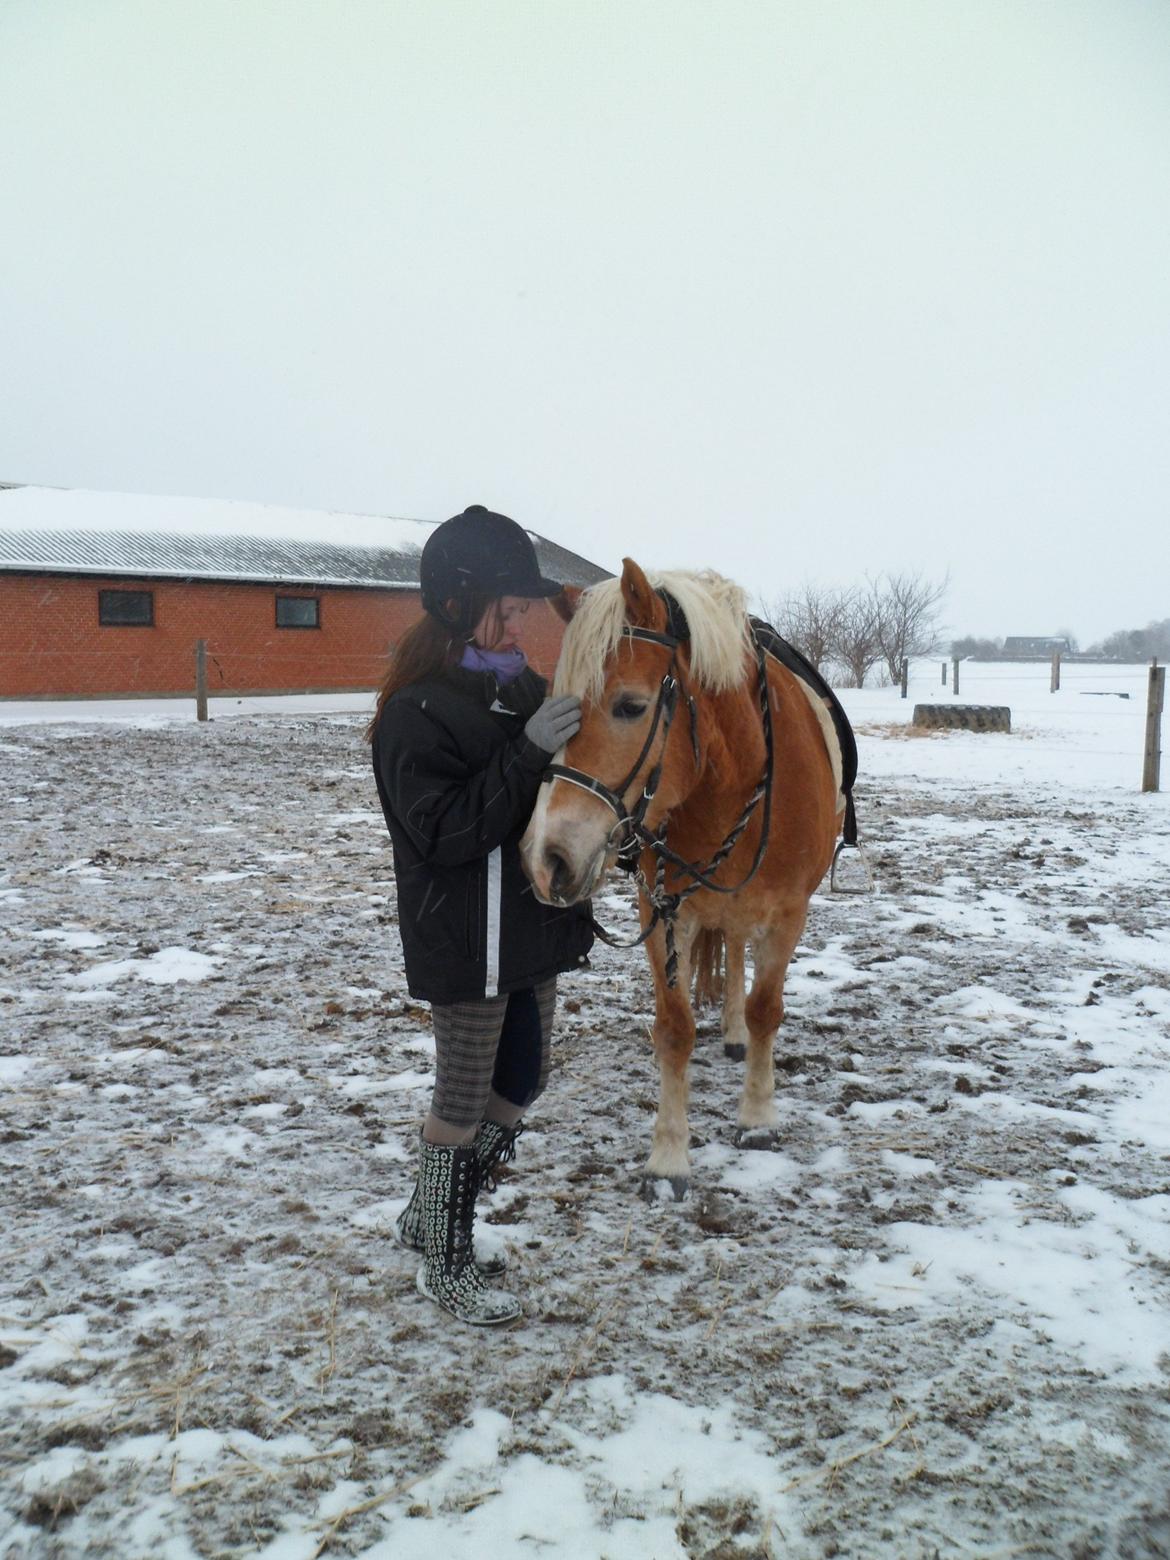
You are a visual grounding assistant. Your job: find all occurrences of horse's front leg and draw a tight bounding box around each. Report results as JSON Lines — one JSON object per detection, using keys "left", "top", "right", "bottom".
{"left": 738, "top": 908, "right": 806, "bottom": 1144}
{"left": 643, "top": 917, "right": 699, "bottom": 1199}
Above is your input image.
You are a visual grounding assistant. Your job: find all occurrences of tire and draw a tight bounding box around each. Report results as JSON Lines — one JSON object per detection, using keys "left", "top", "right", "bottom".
{"left": 911, "top": 703, "right": 1011, "bottom": 733}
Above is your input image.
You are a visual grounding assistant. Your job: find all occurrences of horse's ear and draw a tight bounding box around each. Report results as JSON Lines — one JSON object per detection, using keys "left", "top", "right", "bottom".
{"left": 619, "top": 559, "right": 663, "bottom": 630}
{"left": 548, "top": 584, "right": 582, "bottom": 624}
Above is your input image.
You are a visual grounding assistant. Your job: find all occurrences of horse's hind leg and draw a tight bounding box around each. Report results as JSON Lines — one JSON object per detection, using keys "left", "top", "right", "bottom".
{"left": 690, "top": 928, "right": 723, "bottom": 1010}
{"left": 721, "top": 936, "right": 748, "bottom": 1061}
{"left": 738, "top": 909, "right": 806, "bottom": 1141}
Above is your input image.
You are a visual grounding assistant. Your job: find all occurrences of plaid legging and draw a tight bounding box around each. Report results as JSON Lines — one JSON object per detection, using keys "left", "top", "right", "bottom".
{"left": 429, "top": 978, "right": 557, "bottom": 1128}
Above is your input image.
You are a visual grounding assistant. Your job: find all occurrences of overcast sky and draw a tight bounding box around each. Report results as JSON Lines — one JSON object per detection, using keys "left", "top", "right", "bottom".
{"left": 2, "top": 0, "right": 1167, "bottom": 646}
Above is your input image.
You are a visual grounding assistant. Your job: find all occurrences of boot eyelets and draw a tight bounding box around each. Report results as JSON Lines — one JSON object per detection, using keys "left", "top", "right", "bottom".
{"left": 417, "top": 1139, "right": 521, "bottom": 1326}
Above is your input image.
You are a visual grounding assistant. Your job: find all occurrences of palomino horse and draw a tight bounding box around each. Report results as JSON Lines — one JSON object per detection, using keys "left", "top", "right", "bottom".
{"left": 522, "top": 560, "right": 845, "bottom": 1196}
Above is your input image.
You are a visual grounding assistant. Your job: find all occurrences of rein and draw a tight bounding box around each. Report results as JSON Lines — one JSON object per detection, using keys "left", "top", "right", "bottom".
{"left": 542, "top": 596, "right": 775, "bottom": 986}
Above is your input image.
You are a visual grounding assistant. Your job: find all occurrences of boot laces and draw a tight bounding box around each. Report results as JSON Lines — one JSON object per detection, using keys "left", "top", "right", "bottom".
{"left": 448, "top": 1156, "right": 478, "bottom": 1278}
{"left": 479, "top": 1122, "right": 523, "bottom": 1194}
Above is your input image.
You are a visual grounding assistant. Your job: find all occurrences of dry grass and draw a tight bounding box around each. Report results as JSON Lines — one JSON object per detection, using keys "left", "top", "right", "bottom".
{"left": 854, "top": 721, "right": 950, "bottom": 741}
{"left": 316, "top": 1287, "right": 341, "bottom": 1389}
{"left": 306, "top": 1469, "right": 430, "bottom": 1557}
{"left": 778, "top": 1411, "right": 916, "bottom": 1495}
{"left": 856, "top": 718, "right": 1038, "bottom": 743}
{"left": 551, "top": 1296, "right": 624, "bottom": 1414}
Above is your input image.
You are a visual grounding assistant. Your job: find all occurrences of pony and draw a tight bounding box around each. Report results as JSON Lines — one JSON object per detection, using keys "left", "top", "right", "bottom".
{"left": 522, "top": 559, "right": 846, "bottom": 1197}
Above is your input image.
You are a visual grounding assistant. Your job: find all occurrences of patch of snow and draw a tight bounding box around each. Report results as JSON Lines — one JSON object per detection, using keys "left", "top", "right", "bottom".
{"left": 68, "top": 947, "right": 222, "bottom": 986}
{"left": 27, "top": 926, "right": 109, "bottom": 949}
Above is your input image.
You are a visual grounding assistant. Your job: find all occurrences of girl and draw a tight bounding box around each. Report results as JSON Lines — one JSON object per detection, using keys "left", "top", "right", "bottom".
{"left": 368, "top": 505, "right": 593, "bottom": 1325}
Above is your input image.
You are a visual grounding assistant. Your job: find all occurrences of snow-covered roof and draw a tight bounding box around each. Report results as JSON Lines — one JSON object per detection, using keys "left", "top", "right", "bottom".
{"left": 0, "top": 485, "right": 611, "bottom": 591}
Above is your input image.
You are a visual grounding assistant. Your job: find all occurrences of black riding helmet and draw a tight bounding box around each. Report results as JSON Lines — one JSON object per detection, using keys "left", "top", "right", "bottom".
{"left": 420, "top": 505, "right": 563, "bottom": 633}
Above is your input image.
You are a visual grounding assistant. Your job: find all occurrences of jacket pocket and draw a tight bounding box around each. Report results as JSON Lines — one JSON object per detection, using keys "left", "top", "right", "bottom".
{"left": 410, "top": 864, "right": 480, "bottom": 965}
{"left": 464, "top": 860, "right": 483, "bottom": 962}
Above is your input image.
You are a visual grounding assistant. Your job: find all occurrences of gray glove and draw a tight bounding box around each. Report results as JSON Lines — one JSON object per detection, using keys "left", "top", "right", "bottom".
{"left": 524, "top": 694, "right": 582, "bottom": 756}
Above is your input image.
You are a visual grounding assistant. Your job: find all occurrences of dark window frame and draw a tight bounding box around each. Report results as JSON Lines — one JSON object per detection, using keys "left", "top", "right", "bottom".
{"left": 275, "top": 594, "right": 321, "bottom": 630}
{"left": 98, "top": 589, "right": 154, "bottom": 627}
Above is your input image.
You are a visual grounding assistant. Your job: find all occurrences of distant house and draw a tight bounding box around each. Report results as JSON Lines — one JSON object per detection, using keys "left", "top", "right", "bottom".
{"left": 1001, "top": 635, "right": 1071, "bottom": 656}
{"left": 0, "top": 485, "right": 610, "bottom": 699}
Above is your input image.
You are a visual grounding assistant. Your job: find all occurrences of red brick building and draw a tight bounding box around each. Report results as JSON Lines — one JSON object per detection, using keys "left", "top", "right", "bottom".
{"left": 0, "top": 486, "right": 610, "bottom": 700}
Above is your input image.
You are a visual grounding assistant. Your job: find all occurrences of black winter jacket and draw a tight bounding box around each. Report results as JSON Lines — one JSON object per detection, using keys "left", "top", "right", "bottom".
{"left": 372, "top": 665, "right": 594, "bottom": 1004}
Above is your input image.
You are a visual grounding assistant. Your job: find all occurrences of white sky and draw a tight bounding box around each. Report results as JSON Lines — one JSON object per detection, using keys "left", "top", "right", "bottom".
{"left": 1, "top": 0, "right": 1167, "bottom": 646}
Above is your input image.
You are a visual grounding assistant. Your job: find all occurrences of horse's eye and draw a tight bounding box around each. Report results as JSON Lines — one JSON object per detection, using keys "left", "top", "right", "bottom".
{"left": 612, "top": 697, "right": 649, "bottom": 721}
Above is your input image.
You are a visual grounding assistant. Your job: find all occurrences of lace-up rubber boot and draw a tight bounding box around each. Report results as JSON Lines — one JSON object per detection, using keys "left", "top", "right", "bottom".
{"left": 416, "top": 1140, "right": 521, "bottom": 1326}
{"left": 395, "top": 1131, "right": 507, "bottom": 1279}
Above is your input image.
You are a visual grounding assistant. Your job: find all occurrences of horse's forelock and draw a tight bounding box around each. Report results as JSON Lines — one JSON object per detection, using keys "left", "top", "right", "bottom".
{"left": 552, "top": 579, "right": 628, "bottom": 700}
{"left": 552, "top": 570, "right": 753, "bottom": 701}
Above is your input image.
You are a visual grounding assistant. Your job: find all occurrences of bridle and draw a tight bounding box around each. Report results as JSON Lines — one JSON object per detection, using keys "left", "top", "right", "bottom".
{"left": 543, "top": 622, "right": 692, "bottom": 860}
{"left": 541, "top": 592, "right": 775, "bottom": 985}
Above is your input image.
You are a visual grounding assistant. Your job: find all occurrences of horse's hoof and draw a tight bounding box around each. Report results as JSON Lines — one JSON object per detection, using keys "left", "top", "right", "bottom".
{"left": 639, "top": 1174, "right": 690, "bottom": 1203}
{"left": 723, "top": 1041, "right": 746, "bottom": 1062}
{"left": 735, "top": 1126, "right": 782, "bottom": 1152}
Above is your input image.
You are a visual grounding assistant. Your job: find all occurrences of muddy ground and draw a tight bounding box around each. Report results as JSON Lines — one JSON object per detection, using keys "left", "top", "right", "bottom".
{"left": 2, "top": 713, "right": 1169, "bottom": 1558}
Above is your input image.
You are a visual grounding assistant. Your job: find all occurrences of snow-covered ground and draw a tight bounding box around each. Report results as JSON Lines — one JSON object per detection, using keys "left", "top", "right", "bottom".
{"left": 0, "top": 690, "right": 378, "bottom": 729}
{"left": 2, "top": 662, "right": 1168, "bottom": 1558}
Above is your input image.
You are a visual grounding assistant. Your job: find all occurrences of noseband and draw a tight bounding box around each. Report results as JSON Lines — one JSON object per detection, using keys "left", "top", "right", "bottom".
{"left": 541, "top": 593, "right": 775, "bottom": 984}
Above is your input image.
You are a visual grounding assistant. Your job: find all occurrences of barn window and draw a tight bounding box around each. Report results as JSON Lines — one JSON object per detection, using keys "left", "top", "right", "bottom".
{"left": 99, "top": 589, "right": 154, "bottom": 626}
{"left": 276, "top": 594, "right": 320, "bottom": 629}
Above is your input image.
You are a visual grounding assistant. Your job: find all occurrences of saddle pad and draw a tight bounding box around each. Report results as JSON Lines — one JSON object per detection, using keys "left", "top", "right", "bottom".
{"left": 749, "top": 618, "right": 859, "bottom": 844}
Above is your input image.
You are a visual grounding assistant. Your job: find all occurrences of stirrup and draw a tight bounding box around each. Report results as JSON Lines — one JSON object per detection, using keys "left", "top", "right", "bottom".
{"left": 830, "top": 839, "right": 874, "bottom": 894}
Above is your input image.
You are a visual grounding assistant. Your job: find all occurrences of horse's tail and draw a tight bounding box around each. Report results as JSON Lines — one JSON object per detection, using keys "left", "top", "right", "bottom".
{"left": 691, "top": 928, "right": 724, "bottom": 1008}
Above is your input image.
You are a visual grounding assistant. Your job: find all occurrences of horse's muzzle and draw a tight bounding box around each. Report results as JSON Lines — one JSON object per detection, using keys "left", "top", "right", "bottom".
{"left": 528, "top": 844, "right": 608, "bottom": 908}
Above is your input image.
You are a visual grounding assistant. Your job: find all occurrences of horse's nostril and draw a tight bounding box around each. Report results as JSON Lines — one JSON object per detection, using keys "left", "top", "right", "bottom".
{"left": 547, "top": 851, "right": 571, "bottom": 899}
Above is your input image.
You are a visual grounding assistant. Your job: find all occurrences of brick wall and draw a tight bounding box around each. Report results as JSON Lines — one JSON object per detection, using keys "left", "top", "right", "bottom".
{"left": 0, "top": 574, "right": 570, "bottom": 698}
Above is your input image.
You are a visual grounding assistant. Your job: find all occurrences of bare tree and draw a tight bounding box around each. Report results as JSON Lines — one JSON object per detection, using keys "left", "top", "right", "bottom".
{"left": 760, "top": 568, "right": 947, "bottom": 687}
{"left": 873, "top": 570, "right": 948, "bottom": 684}
{"left": 1091, "top": 617, "right": 1170, "bottom": 659}
{"left": 831, "top": 587, "right": 884, "bottom": 687}
{"left": 759, "top": 582, "right": 847, "bottom": 675}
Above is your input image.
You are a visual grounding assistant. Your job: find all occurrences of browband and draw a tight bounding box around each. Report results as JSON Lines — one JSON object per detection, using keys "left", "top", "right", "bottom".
{"left": 622, "top": 626, "right": 678, "bottom": 650}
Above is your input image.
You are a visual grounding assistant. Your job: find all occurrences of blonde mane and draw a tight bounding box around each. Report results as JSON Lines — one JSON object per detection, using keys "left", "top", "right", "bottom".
{"left": 553, "top": 569, "right": 754, "bottom": 702}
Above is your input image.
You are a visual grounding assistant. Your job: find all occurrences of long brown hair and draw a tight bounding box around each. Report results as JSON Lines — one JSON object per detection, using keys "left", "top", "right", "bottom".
{"left": 365, "top": 593, "right": 500, "bottom": 741}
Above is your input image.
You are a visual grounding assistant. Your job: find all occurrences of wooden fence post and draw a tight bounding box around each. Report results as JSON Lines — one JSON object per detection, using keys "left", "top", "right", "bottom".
{"left": 900, "top": 658, "right": 909, "bottom": 699}
{"left": 941, "top": 661, "right": 947, "bottom": 685}
{"left": 1050, "top": 650, "right": 1061, "bottom": 693}
{"left": 952, "top": 657, "right": 960, "bottom": 696}
{"left": 1143, "top": 661, "right": 1165, "bottom": 793}
{"left": 195, "top": 640, "right": 208, "bottom": 723}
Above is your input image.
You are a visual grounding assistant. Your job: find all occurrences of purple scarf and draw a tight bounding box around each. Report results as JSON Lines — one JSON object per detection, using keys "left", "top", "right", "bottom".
{"left": 460, "top": 643, "right": 529, "bottom": 685}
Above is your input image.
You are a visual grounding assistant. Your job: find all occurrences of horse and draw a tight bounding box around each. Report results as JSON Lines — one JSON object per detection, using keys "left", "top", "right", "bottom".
{"left": 522, "top": 559, "right": 847, "bottom": 1197}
